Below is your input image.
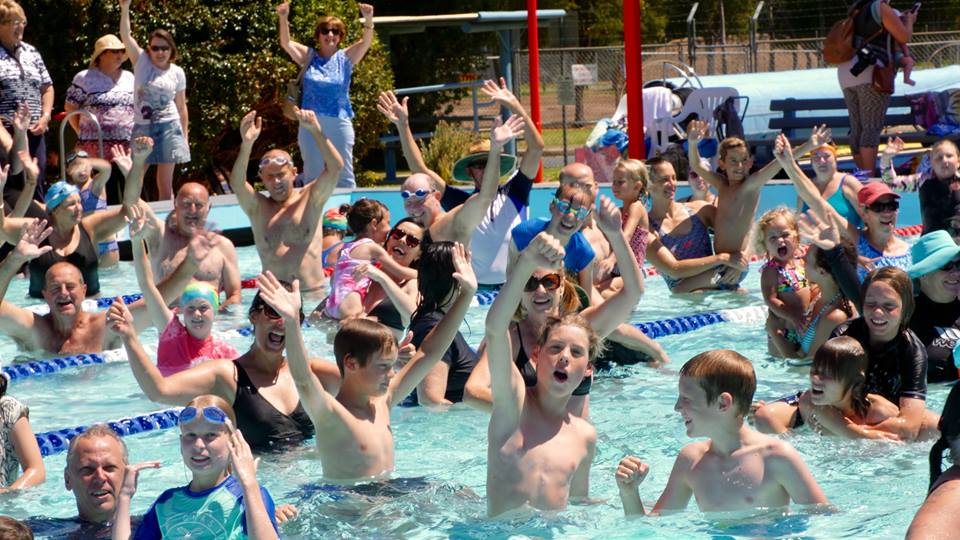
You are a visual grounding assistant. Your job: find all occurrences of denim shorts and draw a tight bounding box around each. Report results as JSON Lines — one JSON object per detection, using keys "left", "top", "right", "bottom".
{"left": 132, "top": 120, "right": 191, "bottom": 164}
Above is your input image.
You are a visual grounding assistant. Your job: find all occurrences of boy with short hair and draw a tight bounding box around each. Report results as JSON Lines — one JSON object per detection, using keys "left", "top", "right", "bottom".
{"left": 687, "top": 122, "right": 819, "bottom": 288}
{"left": 615, "top": 349, "right": 828, "bottom": 515}
{"left": 254, "top": 243, "right": 477, "bottom": 481}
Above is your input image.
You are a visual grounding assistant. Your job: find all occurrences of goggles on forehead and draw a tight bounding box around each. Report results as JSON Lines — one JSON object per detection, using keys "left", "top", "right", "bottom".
{"left": 179, "top": 406, "right": 227, "bottom": 425}
{"left": 259, "top": 156, "right": 292, "bottom": 170}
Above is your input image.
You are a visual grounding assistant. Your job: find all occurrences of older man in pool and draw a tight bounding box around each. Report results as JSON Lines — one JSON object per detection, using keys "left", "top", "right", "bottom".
{"left": 139, "top": 182, "right": 242, "bottom": 310}
{"left": 398, "top": 114, "right": 525, "bottom": 249}
{"left": 0, "top": 219, "right": 219, "bottom": 355}
{"left": 229, "top": 107, "right": 342, "bottom": 306}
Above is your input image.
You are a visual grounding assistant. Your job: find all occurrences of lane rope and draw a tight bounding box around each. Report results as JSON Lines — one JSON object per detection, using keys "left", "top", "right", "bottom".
{"left": 34, "top": 408, "right": 182, "bottom": 457}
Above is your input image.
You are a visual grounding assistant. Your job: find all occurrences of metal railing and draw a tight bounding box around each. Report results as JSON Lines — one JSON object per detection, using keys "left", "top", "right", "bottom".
{"left": 59, "top": 109, "right": 103, "bottom": 181}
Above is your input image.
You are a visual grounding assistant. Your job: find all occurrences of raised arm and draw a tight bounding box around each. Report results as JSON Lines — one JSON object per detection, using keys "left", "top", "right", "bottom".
{"left": 276, "top": 2, "right": 309, "bottom": 66}
{"left": 344, "top": 3, "right": 375, "bottom": 66}
{"left": 296, "top": 107, "right": 341, "bottom": 211}
{"left": 377, "top": 91, "right": 446, "bottom": 190}
{"left": 87, "top": 136, "right": 151, "bottom": 243}
{"left": 388, "top": 243, "right": 477, "bottom": 406}
{"left": 257, "top": 272, "right": 341, "bottom": 426}
{"left": 87, "top": 156, "right": 115, "bottom": 201}
{"left": 8, "top": 102, "right": 30, "bottom": 177}
{"left": 118, "top": 0, "right": 142, "bottom": 63}
{"left": 452, "top": 116, "right": 525, "bottom": 238}
{"left": 481, "top": 77, "right": 544, "bottom": 178}
{"left": 687, "top": 120, "right": 726, "bottom": 189}
{"left": 774, "top": 134, "right": 852, "bottom": 238}
{"left": 12, "top": 151, "right": 36, "bottom": 218}
{"left": 879, "top": 136, "right": 922, "bottom": 192}
{"left": 0, "top": 220, "right": 50, "bottom": 343}
{"left": 230, "top": 111, "right": 263, "bottom": 215}
{"left": 581, "top": 197, "right": 641, "bottom": 338}
{"left": 128, "top": 210, "right": 172, "bottom": 330}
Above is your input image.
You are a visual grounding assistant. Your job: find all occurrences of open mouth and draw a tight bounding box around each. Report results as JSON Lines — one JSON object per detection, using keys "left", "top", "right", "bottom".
{"left": 89, "top": 488, "right": 112, "bottom": 500}
{"left": 777, "top": 246, "right": 788, "bottom": 258}
{"left": 391, "top": 246, "right": 406, "bottom": 257}
{"left": 190, "top": 455, "right": 211, "bottom": 466}
{"left": 531, "top": 296, "right": 553, "bottom": 309}
{"left": 267, "top": 330, "right": 285, "bottom": 347}
{"left": 55, "top": 298, "right": 74, "bottom": 311}
{"left": 553, "top": 370, "right": 568, "bottom": 383}
{"left": 869, "top": 318, "right": 889, "bottom": 329}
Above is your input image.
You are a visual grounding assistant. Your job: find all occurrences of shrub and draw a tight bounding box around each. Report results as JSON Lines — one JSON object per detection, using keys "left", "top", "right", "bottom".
{"left": 420, "top": 121, "right": 476, "bottom": 184}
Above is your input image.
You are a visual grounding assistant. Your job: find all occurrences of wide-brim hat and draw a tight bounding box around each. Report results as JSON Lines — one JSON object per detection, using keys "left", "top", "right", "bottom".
{"left": 89, "top": 34, "right": 128, "bottom": 68}
{"left": 452, "top": 152, "right": 518, "bottom": 183}
{"left": 907, "top": 230, "right": 960, "bottom": 278}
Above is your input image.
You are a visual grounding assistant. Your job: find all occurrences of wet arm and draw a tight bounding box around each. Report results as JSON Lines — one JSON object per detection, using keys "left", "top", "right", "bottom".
{"left": 7, "top": 415, "right": 44, "bottom": 489}
{"left": 463, "top": 343, "right": 495, "bottom": 413}
{"left": 688, "top": 142, "right": 725, "bottom": 189}
{"left": 303, "top": 126, "right": 342, "bottom": 214}
{"left": 452, "top": 144, "right": 505, "bottom": 239}
{"left": 131, "top": 237, "right": 173, "bottom": 330}
{"left": 771, "top": 445, "right": 829, "bottom": 505}
{"left": 761, "top": 267, "right": 799, "bottom": 324}
{"left": 582, "top": 221, "right": 642, "bottom": 338}
{"left": 0, "top": 249, "right": 36, "bottom": 343}
{"left": 242, "top": 487, "right": 279, "bottom": 540}
{"left": 871, "top": 397, "right": 925, "bottom": 440}
{"left": 229, "top": 137, "right": 261, "bottom": 215}
{"left": 284, "top": 316, "right": 339, "bottom": 425}
{"left": 569, "top": 434, "right": 597, "bottom": 500}
{"left": 650, "top": 452, "right": 695, "bottom": 514}
{"left": 218, "top": 241, "right": 243, "bottom": 309}
{"left": 417, "top": 362, "right": 453, "bottom": 406}
{"left": 646, "top": 237, "right": 727, "bottom": 279}
{"left": 368, "top": 244, "right": 418, "bottom": 282}
{"left": 88, "top": 157, "right": 114, "bottom": 200}
{"left": 121, "top": 333, "right": 233, "bottom": 404}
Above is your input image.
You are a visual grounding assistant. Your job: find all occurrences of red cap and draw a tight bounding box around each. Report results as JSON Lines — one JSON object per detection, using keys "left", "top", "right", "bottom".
{"left": 857, "top": 182, "right": 901, "bottom": 206}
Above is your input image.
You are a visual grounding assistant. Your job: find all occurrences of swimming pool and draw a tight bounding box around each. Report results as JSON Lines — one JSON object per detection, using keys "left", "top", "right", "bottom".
{"left": 0, "top": 243, "right": 943, "bottom": 539}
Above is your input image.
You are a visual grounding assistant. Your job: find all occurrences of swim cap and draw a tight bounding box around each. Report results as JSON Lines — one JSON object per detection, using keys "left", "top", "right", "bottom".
{"left": 44, "top": 181, "right": 80, "bottom": 211}
{"left": 181, "top": 282, "right": 220, "bottom": 311}
{"left": 323, "top": 208, "right": 348, "bottom": 231}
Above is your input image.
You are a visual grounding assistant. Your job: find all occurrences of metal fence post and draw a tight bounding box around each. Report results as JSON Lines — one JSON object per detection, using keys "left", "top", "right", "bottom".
{"left": 750, "top": 2, "right": 764, "bottom": 73}
{"left": 687, "top": 3, "right": 699, "bottom": 71}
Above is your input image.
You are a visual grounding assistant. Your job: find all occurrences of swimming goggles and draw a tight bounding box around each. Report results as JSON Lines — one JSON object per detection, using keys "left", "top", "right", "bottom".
{"left": 524, "top": 273, "right": 562, "bottom": 292}
{"left": 389, "top": 228, "right": 421, "bottom": 248}
{"left": 866, "top": 200, "right": 899, "bottom": 213}
{"left": 553, "top": 199, "right": 591, "bottom": 220}
{"left": 401, "top": 189, "right": 433, "bottom": 200}
{"left": 259, "top": 156, "right": 292, "bottom": 170}
{"left": 179, "top": 406, "right": 227, "bottom": 425}
{"left": 66, "top": 150, "right": 89, "bottom": 164}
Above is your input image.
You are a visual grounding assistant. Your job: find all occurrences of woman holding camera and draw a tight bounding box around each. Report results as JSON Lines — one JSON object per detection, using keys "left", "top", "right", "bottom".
{"left": 837, "top": 0, "right": 915, "bottom": 174}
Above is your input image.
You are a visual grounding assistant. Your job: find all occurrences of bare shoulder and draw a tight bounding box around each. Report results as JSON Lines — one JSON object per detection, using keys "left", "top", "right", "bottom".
{"left": 678, "top": 440, "right": 710, "bottom": 465}
{"left": 570, "top": 415, "right": 597, "bottom": 444}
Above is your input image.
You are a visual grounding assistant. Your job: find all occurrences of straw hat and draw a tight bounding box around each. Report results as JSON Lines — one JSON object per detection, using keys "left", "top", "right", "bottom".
{"left": 89, "top": 34, "right": 127, "bottom": 68}
{"left": 452, "top": 140, "right": 517, "bottom": 183}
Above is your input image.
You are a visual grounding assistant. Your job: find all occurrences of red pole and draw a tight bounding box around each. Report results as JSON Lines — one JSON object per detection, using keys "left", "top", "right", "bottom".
{"left": 624, "top": 0, "right": 645, "bottom": 159}
{"left": 527, "top": 0, "right": 543, "bottom": 182}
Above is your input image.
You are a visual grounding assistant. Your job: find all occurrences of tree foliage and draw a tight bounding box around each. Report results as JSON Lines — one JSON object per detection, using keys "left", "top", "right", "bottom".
{"left": 24, "top": 0, "right": 392, "bottom": 185}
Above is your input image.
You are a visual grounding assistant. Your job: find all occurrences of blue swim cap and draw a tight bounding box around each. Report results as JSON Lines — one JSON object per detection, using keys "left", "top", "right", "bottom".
{"left": 181, "top": 282, "right": 220, "bottom": 311}
{"left": 44, "top": 181, "right": 80, "bottom": 211}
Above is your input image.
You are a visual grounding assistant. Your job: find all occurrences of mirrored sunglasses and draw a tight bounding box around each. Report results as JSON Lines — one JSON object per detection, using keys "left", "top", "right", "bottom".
{"left": 554, "top": 199, "right": 591, "bottom": 220}
{"left": 524, "top": 273, "right": 562, "bottom": 292}
{"left": 389, "top": 228, "right": 421, "bottom": 248}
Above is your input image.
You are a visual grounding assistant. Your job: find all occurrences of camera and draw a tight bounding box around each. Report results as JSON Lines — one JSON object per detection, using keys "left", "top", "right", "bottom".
{"left": 850, "top": 46, "right": 878, "bottom": 76}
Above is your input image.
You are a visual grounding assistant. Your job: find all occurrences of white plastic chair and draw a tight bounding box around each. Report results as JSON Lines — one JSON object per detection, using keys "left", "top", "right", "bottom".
{"left": 672, "top": 87, "right": 740, "bottom": 135}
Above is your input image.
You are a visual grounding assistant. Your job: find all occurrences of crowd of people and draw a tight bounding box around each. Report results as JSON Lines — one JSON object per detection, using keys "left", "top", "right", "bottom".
{"left": 0, "top": 0, "right": 958, "bottom": 537}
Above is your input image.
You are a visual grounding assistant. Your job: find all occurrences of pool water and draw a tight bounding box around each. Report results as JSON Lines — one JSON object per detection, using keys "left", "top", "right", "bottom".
{"left": 0, "top": 245, "right": 945, "bottom": 539}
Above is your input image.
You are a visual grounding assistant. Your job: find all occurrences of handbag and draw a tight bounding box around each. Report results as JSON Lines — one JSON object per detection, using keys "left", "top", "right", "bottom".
{"left": 872, "top": 59, "right": 896, "bottom": 95}
{"left": 282, "top": 48, "right": 315, "bottom": 121}
{"left": 822, "top": 0, "right": 883, "bottom": 65}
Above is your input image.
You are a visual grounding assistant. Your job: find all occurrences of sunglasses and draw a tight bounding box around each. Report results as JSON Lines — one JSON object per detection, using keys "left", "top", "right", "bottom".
{"left": 389, "top": 228, "right": 421, "bottom": 248}
{"left": 66, "top": 150, "right": 89, "bottom": 164}
{"left": 318, "top": 27, "right": 342, "bottom": 36}
{"left": 149, "top": 45, "right": 171, "bottom": 52}
{"left": 258, "top": 304, "right": 283, "bottom": 320}
{"left": 467, "top": 159, "right": 488, "bottom": 170}
{"left": 554, "top": 199, "right": 591, "bottom": 220}
{"left": 401, "top": 188, "right": 433, "bottom": 200}
{"left": 179, "top": 406, "right": 227, "bottom": 425}
{"left": 524, "top": 273, "right": 562, "bottom": 292}
{"left": 259, "top": 156, "right": 292, "bottom": 170}
{"left": 942, "top": 258, "right": 960, "bottom": 272}
{"left": 867, "top": 200, "right": 899, "bottom": 213}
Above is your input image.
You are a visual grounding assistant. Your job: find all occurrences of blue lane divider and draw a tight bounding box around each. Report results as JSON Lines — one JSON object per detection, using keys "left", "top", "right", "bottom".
{"left": 2, "top": 349, "right": 127, "bottom": 381}
{"left": 87, "top": 291, "right": 502, "bottom": 310}
{"left": 633, "top": 306, "right": 768, "bottom": 338}
{"left": 34, "top": 408, "right": 182, "bottom": 457}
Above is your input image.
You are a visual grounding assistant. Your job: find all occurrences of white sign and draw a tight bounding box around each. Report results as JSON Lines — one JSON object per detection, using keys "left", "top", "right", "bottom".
{"left": 571, "top": 63, "right": 598, "bottom": 86}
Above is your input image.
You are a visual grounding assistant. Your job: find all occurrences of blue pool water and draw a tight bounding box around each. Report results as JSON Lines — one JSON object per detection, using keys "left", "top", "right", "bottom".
{"left": 0, "top": 243, "right": 944, "bottom": 539}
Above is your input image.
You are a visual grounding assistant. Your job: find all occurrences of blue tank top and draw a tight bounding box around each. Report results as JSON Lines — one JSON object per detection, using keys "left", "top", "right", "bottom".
{"left": 301, "top": 48, "right": 354, "bottom": 119}
{"left": 856, "top": 231, "right": 912, "bottom": 280}
{"left": 651, "top": 204, "right": 714, "bottom": 289}
{"left": 802, "top": 175, "right": 862, "bottom": 228}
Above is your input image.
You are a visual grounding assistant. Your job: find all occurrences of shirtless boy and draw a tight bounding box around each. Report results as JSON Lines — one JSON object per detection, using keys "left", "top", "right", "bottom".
{"left": 229, "top": 107, "right": 343, "bottom": 305}
{"left": 140, "top": 182, "right": 241, "bottom": 309}
{"left": 256, "top": 244, "right": 476, "bottom": 481}
{"left": 687, "top": 121, "right": 815, "bottom": 288}
{"left": 615, "top": 349, "right": 828, "bottom": 515}
{"left": 486, "top": 233, "right": 600, "bottom": 516}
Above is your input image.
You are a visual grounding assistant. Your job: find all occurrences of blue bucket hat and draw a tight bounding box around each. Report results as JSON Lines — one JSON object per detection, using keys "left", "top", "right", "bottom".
{"left": 44, "top": 181, "right": 80, "bottom": 211}
{"left": 907, "top": 230, "right": 960, "bottom": 279}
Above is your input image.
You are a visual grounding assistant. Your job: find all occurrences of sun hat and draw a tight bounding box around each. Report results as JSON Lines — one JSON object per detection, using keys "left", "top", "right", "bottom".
{"left": 857, "top": 182, "right": 901, "bottom": 207}
{"left": 89, "top": 34, "right": 128, "bottom": 67}
{"left": 44, "top": 181, "right": 80, "bottom": 211}
{"left": 907, "top": 230, "right": 960, "bottom": 278}
{"left": 452, "top": 140, "right": 517, "bottom": 183}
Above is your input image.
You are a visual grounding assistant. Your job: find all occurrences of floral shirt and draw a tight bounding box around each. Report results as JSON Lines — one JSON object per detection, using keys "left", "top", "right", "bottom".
{"left": 0, "top": 396, "right": 27, "bottom": 487}
{"left": 65, "top": 68, "right": 135, "bottom": 145}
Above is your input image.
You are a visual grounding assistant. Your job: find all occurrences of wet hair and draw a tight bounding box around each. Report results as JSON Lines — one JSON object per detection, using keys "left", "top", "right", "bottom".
{"left": 0, "top": 1, "right": 25, "bottom": 23}
{"left": 537, "top": 313, "right": 602, "bottom": 364}
{"left": 0, "top": 372, "right": 7, "bottom": 398}
{"left": 0, "top": 516, "right": 33, "bottom": 540}
{"left": 248, "top": 280, "right": 304, "bottom": 322}
{"left": 413, "top": 241, "right": 457, "bottom": 319}
{"left": 718, "top": 137, "right": 751, "bottom": 162}
{"left": 809, "top": 240, "right": 857, "bottom": 318}
{"left": 752, "top": 207, "right": 798, "bottom": 257}
{"left": 384, "top": 217, "right": 427, "bottom": 259}
{"left": 811, "top": 336, "right": 870, "bottom": 418}
{"left": 646, "top": 156, "right": 677, "bottom": 184}
{"left": 615, "top": 159, "right": 649, "bottom": 199}
{"left": 147, "top": 29, "right": 178, "bottom": 62}
{"left": 66, "top": 424, "right": 129, "bottom": 469}
{"left": 345, "top": 198, "right": 387, "bottom": 237}
{"left": 333, "top": 318, "right": 398, "bottom": 376}
{"left": 184, "top": 394, "right": 237, "bottom": 426}
{"left": 514, "top": 273, "right": 581, "bottom": 321}
{"left": 861, "top": 267, "right": 914, "bottom": 333}
{"left": 314, "top": 15, "right": 347, "bottom": 43}
{"left": 930, "top": 383, "right": 960, "bottom": 490}
{"left": 679, "top": 349, "right": 756, "bottom": 417}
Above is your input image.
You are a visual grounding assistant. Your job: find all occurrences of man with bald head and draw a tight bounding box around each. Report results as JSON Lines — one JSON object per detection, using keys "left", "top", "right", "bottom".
{"left": 0, "top": 219, "right": 217, "bottom": 354}
{"left": 229, "top": 107, "right": 342, "bottom": 304}
{"left": 139, "top": 181, "right": 241, "bottom": 309}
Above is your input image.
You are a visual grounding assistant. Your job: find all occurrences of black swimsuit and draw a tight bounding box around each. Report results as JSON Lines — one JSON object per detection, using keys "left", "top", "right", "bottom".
{"left": 28, "top": 226, "right": 100, "bottom": 298}
{"left": 233, "top": 362, "right": 314, "bottom": 452}
{"left": 513, "top": 323, "right": 592, "bottom": 396}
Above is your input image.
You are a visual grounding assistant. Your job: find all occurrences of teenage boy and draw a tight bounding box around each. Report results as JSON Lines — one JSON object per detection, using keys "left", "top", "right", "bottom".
{"left": 615, "top": 349, "right": 828, "bottom": 514}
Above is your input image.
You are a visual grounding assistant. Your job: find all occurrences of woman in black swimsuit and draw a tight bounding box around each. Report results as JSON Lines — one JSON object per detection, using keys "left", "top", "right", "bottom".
{"left": 464, "top": 196, "right": 643, "bottom": 417}
{"left": 111, "top": 284, "right": 341, "bottom": 452}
